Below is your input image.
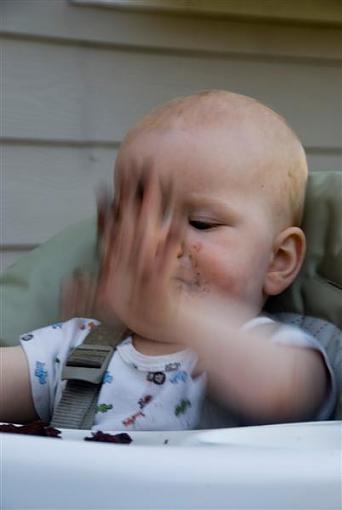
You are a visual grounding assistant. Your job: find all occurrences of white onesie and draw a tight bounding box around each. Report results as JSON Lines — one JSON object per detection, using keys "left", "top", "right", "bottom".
{"left": 20, "top": 318, "right": 206, "bottom": 431}
{"left": 20, "top": 316, "right": 336, "bottom": 431}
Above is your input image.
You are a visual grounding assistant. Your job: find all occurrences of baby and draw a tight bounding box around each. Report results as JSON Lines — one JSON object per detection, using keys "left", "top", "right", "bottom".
{"left": 0, "top": 90, "right": 336, "bottom": 430}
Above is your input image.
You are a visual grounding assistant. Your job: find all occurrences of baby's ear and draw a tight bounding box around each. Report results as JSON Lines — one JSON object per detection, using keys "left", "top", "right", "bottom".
{"left": 263, "top": 227, "right": 306, "bottom": 296}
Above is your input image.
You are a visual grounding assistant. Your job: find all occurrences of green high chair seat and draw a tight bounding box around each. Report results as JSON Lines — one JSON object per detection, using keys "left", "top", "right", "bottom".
{"left": 1, "top": 171, "right": 341, "bottom": 417}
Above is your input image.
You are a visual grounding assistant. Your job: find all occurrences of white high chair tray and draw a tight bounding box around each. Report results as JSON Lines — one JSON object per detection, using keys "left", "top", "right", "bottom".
{"left": 2, "top": 421, "right": 341, "bottom": 509}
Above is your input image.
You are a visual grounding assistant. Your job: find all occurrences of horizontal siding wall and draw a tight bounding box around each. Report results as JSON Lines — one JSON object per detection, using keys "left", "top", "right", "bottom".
{"left": 1, "top": 0, "right": 342, "bottom": 270}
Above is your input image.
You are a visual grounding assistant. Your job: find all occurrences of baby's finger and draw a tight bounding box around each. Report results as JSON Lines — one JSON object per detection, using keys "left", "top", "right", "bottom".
{"left": 158, "top": 211, "right": 185, "bottom": 278}
{"left": 155, "top": 178, "right": 178, "bottom": 269}
{"left": 133, "top": 163, "right": 162, "bottom": 279}
{"left": 99, "top": 166, "right": 137, "bottom": 296}
{"left": 96, "top": 184, "right": 112, "bottom": 245}
{"left": 102, "top": 169, "right": 130, "bottom": 261}
{"left": 100, "top": 209, "right": 116, "bottom": 269}
{"left": 116, "top": 165, "right": 139, "bottom": 263}
{"left": 161, "top": 175, "right": 175, "bottom": 225}
{"left": 59, "top": 270, "right": 90, "bottom": 320}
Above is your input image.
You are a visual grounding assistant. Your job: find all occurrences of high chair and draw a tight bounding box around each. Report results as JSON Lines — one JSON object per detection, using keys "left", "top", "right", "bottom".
{"left": 2, "top": 171, "right": 341, "bottom": 329}
{"left": 1, "top": 171, "right": 341, "bottom": 416}
{"left": 1, "top": 171, "right": 341, "bottom": 509}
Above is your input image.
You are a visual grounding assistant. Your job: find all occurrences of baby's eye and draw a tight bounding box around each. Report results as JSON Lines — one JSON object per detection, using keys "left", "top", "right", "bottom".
{"left": 189, "top": 220, "right": 218, "bottom": 230}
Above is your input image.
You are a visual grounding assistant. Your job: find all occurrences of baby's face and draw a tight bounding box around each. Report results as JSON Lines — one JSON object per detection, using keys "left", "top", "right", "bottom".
{"left": 116, "top": 125, "right": 280, "bottom": 314}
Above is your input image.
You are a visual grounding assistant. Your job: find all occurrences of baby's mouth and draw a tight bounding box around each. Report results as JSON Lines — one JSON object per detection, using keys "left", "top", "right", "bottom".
{"left": 173, "top": 271, "right": 201, "bottom": 290}
{"left": 173, "top": 276, "right": 191, "bottom": 286}
{"left": 174, "top": 267, "right": 194, "bottom": 284}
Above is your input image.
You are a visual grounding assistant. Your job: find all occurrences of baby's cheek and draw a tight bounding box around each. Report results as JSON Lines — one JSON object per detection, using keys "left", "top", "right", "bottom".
{"left": 190, "top": 250, "right": 230, "bottom": 292}
{"left": 194, "top": 250, "right": 249, "bottom": 299}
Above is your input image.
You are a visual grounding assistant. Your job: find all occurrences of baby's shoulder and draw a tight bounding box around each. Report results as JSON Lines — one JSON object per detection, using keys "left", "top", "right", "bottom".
{"left": 20, "top": 317, "right": 100, "bottom": 352}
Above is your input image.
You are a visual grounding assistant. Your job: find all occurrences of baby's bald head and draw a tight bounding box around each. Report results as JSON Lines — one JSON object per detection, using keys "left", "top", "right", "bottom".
{"left": 120, "top": 90, "right": 308, "bottom": 228}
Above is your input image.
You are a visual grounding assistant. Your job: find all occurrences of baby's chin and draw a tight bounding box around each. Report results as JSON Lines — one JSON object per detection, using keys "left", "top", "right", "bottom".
{"left": 172, "top": 276, "right": 210, "bottom": 295}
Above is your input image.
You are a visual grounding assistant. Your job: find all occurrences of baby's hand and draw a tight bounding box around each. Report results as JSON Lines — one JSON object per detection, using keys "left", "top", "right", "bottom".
{"left": 60, "top": 270, "right": 98, "bottom": 321}
{"left": 95, "top": 161, "right": 185, "bottom": 341}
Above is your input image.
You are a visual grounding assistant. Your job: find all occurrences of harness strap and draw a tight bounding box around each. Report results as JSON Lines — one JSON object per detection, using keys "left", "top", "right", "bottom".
{"left": 50, "top": 323, "right": 127, "bottom": 429}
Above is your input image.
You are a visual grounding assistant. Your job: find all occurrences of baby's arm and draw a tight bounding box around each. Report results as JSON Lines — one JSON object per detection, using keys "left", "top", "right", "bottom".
{"left": 173, "top": 304, "right": 329, "bottom": 424}
{"left": 0, "top": 346, "right": 38, "bottom": 423}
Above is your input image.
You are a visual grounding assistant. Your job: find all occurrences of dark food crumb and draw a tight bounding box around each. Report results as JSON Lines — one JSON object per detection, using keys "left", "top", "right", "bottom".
{"left": 0, "top": 422, "right": 132, "bottom": 444}
{"left": 0, "top": 421, "right": 61, "bottom": 438}
{"left": 84, "top": 431, "right": 132, "bottom": 444}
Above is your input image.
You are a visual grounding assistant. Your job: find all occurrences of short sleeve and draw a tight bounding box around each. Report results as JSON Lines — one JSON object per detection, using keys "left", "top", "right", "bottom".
{"left": 242, "top": 317, "right": 337, "bottom": 420}
{"left": 19, "top": 318, "right": 100, "bottom": 422}
{"left": 270, "top": 324, "right": 337, "bottom": 420}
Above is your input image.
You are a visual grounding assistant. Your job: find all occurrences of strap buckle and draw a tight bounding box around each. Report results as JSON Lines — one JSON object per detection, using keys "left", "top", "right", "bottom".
{"left": 62, "top": 344, "right": 114, "bottom": 384}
